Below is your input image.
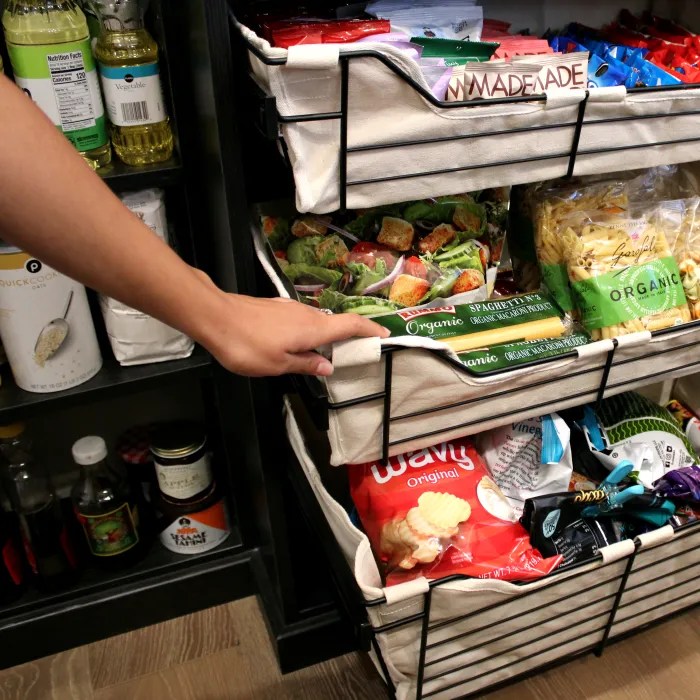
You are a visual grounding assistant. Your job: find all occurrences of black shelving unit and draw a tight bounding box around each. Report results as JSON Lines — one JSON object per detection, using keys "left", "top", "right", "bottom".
{"left": 0, "top": 0, "right": 268, "bottom": 669}
{"left": 0, "top": 346, "right": 211, "bottom": 422}
{"left": 98, "top": 155, "right": 183, "bottom": 192}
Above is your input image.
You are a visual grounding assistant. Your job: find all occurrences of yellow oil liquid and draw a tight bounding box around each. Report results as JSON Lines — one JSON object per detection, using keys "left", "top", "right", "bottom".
{"left": 3, "top": 0, "right": 111, "bottom": 169}
{"left": 94, "top": 26, "right": 172, "bottom": 165}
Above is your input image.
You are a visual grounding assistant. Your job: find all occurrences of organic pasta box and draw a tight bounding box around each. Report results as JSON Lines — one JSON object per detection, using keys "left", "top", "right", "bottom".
{"left": 458, "top": 330, "right": 590, "bottom": 374}
{"left": 373, "top": 292, "right": 569, "bottom": 353}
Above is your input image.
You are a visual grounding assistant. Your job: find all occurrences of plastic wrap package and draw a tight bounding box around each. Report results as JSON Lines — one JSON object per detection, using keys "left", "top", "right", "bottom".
{"left": 533, "top": 179, "right": 628, "bottom": 314}
{"left": 348, "top": 437, "right": 562, "bottom": 585}
{"left": 664, "top": 197, "right": 700, "bottom": 320}
{"left": 476, "top": 414, "right": 573, "bottom": 517}
{"left": 260, "top": 190, "right": 508, "bottom": 315}
{"left": 579, "top": 392, "right": 697, "bottom": 489}
{"left": 560, "top": 204, "right": 691, "bottom": 341}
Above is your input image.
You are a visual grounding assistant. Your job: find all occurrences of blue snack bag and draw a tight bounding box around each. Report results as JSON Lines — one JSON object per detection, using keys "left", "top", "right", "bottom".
{"left": 628, "top": 53, "right": 683, "bottom": 86}
{"left": 588, "top": 54, "right": 628, "bottom": 88}
{"left": 603, "top": 51, "right": 638, "bottom": 88}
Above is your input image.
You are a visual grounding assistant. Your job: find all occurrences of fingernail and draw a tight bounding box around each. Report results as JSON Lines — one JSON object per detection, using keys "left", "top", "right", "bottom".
{"left": 316, "top": 360, "right": 334, "bottom": 376}
{"left": 380, "top": 328, "right": 391, "bottom": 338}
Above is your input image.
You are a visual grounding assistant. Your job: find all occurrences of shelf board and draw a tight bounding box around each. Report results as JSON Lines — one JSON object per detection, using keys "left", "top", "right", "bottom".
{"left": 98, "top": 155, "right": 183, "bottom": 192}
{"left": 0, "top": 345, "right": 212, "bottom": 421}
{"left": 0, "top": 533, "right": 253, "bottom": 669}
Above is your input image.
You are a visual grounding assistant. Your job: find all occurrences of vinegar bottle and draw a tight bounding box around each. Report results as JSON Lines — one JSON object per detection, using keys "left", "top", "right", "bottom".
{"left": 92, "top": 0, "right": 173, "bottom": 165}
{"left": 2, "top": 0, "right": 111, "bottom": 169}
{"left": 71, "top": 435, "right": 145, "bottom": 570}
{"left": 0, "top": 423, "right": 80, "bottom": 592}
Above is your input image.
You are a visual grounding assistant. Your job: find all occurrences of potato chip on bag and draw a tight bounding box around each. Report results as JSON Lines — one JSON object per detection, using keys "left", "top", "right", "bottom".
{"left": 349, "top": 438, "right": 562, "bottom": 585}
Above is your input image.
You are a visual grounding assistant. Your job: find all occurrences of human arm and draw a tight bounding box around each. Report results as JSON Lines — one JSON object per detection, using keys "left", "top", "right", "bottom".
{"left": 0, "top": 76, "right": 388, "bottom": 376}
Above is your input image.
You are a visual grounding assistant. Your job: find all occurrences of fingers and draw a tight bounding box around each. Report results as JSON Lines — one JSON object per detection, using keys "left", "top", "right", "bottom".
{"left": 284, "top": 351, "right": 334, "bottom": 376}
{"left": 315, "top": 313, "right": 391, "bottom": 346}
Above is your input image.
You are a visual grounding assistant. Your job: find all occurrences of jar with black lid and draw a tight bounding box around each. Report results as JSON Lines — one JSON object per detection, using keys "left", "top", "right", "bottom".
{"left": 150, "top": 422, "right": 213, "bottom": 503}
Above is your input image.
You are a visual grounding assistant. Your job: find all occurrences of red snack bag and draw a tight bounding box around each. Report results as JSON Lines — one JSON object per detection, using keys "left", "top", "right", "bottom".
{"left": 349, "top": 438, "right": 562, "bottom": 586}
{"left": 272, "top": 19, "right": 390, "bottom": 48}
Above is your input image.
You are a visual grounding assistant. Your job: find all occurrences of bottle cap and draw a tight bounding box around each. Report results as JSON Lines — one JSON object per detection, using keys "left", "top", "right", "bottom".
{"left": 73, "top": 436, "right": 108, "bottom": 466}
{"left": 0, "top": 422, "right": 25, "bottom": 439}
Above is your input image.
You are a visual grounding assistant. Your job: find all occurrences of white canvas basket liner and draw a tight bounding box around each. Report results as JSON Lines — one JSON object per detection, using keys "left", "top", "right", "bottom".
{"left": 236, "top": 20, "right": 700, "bottom": 215}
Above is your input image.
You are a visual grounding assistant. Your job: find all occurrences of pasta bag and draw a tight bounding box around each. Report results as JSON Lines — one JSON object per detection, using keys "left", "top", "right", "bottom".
{"left": 666, "top": 197, "right": 700, "bottom": 320}
{"left": 561, "top": 205, "right": 691, "bottom": 341}
{"left": 533, "top": 180, "right": 628, "bottom": 316}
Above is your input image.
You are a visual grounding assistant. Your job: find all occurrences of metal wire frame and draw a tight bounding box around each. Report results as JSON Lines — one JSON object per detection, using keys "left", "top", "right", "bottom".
{"left": 368, "top": 520, "right": 700, "bottom": 700}
{"left": 231, "top": 9, "right": 700, "bottom": 213}
{"left": 290, "top": 318, "right": 700, "bottom": 465}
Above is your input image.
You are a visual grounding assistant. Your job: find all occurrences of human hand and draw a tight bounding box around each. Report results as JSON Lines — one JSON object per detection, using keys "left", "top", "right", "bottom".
{"left": 200, "top": 293, "right": 390, "bottom": 377}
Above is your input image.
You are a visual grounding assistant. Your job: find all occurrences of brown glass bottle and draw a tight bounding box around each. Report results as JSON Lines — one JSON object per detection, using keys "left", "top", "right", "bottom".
{"left": 0, "top": 423, "right": 80, "bottom": 592}
{"left": 71, "top": 435, "right": 146, "bottom": 570}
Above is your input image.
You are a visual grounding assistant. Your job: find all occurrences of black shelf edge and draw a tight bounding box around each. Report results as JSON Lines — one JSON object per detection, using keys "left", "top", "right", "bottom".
{"left": 0, "top": 345, "right": 212, "bottom": 421}
{"left": 98, "top": 155, "right": 183, "bottom": 192}
{"left": 0, "top": 535, "right": 253, "bottom": 668}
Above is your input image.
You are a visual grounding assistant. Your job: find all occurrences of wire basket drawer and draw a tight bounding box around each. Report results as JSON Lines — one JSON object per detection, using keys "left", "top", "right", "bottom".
{"left": 285, "top": 395, "right": 700, "bottom": 699}
{"left": 285, "top": 396, "right": 634, "bottom": 699}
{"left": 233, "top": 16, "right": 700, "bottom": 215}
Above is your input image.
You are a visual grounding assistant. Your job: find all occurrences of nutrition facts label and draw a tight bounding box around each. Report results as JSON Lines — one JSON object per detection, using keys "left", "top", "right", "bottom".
{"left": 47, "top": 50, "right": 96, "bottom": 133}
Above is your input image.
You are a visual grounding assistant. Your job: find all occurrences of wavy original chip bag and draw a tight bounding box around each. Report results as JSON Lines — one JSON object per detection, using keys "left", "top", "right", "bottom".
{"left": 349, "top": 438, "right": 562, "bottom": 585}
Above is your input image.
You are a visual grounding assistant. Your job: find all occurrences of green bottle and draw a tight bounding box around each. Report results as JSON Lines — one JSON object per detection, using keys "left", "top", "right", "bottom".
{"left": 2, "top": 0, "right": 111, "bottom": 169}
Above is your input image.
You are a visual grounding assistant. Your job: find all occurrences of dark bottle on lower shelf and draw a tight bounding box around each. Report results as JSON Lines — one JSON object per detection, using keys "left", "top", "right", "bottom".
{"left": 0, "top": 506, "right": 24, "bottom": 606}
{"left": 0, "top": 423, "right": 80, "bottom": 592}
{"left": 71, "top": 436, "right": 147, "bottom": 571}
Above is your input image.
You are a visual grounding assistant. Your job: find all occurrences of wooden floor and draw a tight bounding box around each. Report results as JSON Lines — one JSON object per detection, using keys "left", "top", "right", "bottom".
{"left": 2, "top": 596, "right": 700, "bottom": 699}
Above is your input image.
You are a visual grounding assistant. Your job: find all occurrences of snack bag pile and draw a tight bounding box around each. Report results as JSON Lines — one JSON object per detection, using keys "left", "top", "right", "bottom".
{"left": 349, "top": 438, "right": 562, "bottom": 585}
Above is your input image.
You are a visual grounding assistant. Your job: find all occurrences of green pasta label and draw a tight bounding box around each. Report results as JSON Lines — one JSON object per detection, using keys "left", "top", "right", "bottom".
{"left": 373, "top": 292, "right": 560, "bottom": 339}
{"left": 458, "top": 331, "right": 590, "bottom": 373}
{"left": 571, "top": 256, "right": 686, "bottom": 331}
{"left": 541, "top": 263, "right": 575, "bottom": 312}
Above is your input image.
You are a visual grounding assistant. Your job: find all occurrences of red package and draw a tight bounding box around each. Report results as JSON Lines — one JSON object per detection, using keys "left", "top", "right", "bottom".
{"left": 493, "top": 41, "right": 554, "bottom": 59}
{"left": 349, "top": 438, "right": 562, "bottom": 586}
{"left": 641, "top": 11, "right": 694, "bottom": 38}
{"left": 482, "top": 18, "right": 511, "bottom": 37}
{"left": 272, "top": 19, "right": 390, "bottom": 48}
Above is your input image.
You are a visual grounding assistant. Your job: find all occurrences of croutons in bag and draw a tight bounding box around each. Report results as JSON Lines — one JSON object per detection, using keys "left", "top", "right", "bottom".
{"left": 349, "top": 438, "right": 562, "bottom": 585}
{"left": 561, "top": 205, "right": 691, "bottom": 341}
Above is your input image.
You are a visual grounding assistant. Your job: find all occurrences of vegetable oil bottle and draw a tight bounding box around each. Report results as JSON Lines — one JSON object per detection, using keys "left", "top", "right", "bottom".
{"left": 92, "top": 0, "right": 172, "bottom": 165}
{"left": 2, "top": 0, "right": 111, "bottom": 169}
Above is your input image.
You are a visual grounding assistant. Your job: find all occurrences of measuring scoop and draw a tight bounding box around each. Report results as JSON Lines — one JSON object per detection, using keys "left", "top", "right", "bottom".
{"left": 34, "top": 290, "right": 73, "bottom": 365}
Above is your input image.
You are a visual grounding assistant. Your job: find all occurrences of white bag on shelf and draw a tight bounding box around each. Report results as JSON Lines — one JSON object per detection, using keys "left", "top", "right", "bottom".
{"left": 101, "top": 189, "right": 194, "bottom": 366}
{"left": 236, "top": 20, "right": 700, "bottom": 215}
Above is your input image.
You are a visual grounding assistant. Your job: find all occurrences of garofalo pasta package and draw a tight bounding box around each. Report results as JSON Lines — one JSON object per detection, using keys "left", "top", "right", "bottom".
{"left": 533, "top": 180, "right": 628, "bottom": 314}
{"left": 561, "top": 205, "right": 691, "bottom": 340}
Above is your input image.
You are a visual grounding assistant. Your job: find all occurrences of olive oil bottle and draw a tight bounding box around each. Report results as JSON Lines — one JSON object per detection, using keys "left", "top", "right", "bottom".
{"left": 92, "top": 0, "right": 172, "bottom": 165}
{"left": 2, "top": 0, "right": 111, "bottom": 169}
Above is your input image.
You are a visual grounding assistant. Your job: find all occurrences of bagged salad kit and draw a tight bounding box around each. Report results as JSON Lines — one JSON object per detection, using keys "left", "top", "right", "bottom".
{"left": 260, "top": 189, "right": 508, "bottom": 314}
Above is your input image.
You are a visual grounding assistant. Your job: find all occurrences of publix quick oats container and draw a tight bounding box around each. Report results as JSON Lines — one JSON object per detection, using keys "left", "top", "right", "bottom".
{"left": 0, "top": 245, "right": 102, "bottom": 392}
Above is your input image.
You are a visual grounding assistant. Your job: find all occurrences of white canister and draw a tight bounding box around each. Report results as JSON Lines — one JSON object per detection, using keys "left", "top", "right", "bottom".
{"left": 0, "top": 246, "right": 102, "bottom": 393}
